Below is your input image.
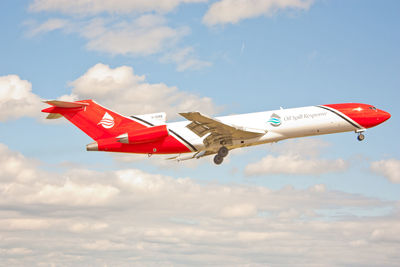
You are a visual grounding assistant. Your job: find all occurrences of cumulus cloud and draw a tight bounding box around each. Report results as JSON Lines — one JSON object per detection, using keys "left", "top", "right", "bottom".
{"left": 29, "top": 0, "right": 207, "bottom": 15}
{"left": 0, "top": 143, "right": 39, "bottom": 183}
{"left": 0, "top": 64, "right": 217, "bottom": 123}
{"left": 36, "top": 180, "right": 119, "bottom": 205}
{"left": 65, "top": 63, "right": 218, "bottom": 118}
{"left": 245, "top": 139, "right": 348, "bottom": 176}
{"left": 0, "top": 75, "right": 42, "bottom": 122}
{"left": 203, "top": 0, "right": 314, "bottom": 26}
{"left": 0, "top": 143, "right": 399, "bottom": 265}
{"left": 0, "top": 144, "right": 116, "bottom": 206}
{"left": 371, "top": 159, "right": 400, "bottom": 183}
{"left": 27, "top": 2, "right": 211, "bottom": 71}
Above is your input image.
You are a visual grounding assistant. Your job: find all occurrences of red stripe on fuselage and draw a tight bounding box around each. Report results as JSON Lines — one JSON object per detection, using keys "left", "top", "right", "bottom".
{"left": 97, "top": 131, "right": 193, "bottom": 154}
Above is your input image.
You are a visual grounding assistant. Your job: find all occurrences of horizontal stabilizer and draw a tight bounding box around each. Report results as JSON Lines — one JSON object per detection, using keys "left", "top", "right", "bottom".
{"left": 42, "top": 100, "right": 90, "bottom": 120}
{"left": 46, "top": 113, "right": 63, "bottom": 119}
{"left": 43, "top": 100, "right": 89, "bottom": 108}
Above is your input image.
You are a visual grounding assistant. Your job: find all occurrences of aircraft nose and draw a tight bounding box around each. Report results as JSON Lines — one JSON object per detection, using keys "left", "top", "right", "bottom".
{"left": 378, "top": 109, "right": 391, "bottom": 123}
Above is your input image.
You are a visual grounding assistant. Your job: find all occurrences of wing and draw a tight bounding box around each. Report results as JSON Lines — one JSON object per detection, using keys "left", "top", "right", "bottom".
{"left": 179, "top": 112, "right": 265, "bottom": 148}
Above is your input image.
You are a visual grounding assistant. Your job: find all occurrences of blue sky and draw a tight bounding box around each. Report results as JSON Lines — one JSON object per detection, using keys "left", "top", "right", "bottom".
{"left": 0, "top": 0, "right": 399, "bottom": 265}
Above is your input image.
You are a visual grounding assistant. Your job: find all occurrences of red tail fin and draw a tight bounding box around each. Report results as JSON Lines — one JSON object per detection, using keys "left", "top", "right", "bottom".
{"left": 42, "top": 100, "right": 147, "bottom": 140}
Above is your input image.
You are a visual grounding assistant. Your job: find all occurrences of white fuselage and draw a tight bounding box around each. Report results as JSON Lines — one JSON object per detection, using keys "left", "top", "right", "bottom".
{"left": 167, "top": 105, "right": 357, "bottom": 153}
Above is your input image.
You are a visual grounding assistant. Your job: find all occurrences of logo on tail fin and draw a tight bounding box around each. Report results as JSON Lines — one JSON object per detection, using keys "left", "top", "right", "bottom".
{"left": 98, "top": 112, "right": 115, "bottom": 129}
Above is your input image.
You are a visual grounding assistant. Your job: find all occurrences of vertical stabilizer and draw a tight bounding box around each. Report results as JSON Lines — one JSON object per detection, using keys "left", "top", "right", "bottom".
{"left": 42, "top": 100, "right": 148, "bottom": 140}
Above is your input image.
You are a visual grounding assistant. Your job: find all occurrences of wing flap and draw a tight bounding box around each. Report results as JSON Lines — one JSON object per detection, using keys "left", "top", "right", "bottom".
{"left": 179, "top": 112, "right": 265, "bottom": 146}
{"left": 186, "top": 121, "right": 215, "bottom": 137}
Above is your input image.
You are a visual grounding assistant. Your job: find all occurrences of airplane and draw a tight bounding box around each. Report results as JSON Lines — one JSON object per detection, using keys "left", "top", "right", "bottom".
{"left": 42, "top": 100, "right": 391, "bottom": 165}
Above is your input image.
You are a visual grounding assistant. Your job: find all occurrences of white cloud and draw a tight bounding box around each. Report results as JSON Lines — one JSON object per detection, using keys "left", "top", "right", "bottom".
{"left": 203, "top": 0, "right": 314, "bottom": 26}
{"left": 246, "top": 154, "right": 347, "bottom": 176}
{"left": 25, "top": 18, "right": 68, "bottom": 37}
{"left": 112, "top": 152, "right": 206, "bottom": 170}
{"left": 221, "top": 203, "right": 257, "bottom": 218}
{"left": 0, "top": 64, "right": 217, "bottom": 123}
{"left": 81, "top": 239, "right": 129, "bottom": 251}
{"left": 370, "top": 227, "right": 400, "bottom": 243}
{"left": 66, "top": 63, "right": 218, "bottom": 118}
{"left": 81, "top": 15, "right": 189, "bottom": 56}
{"left": 0, "top": 144, "right": 118, "bottom": 206}
{"left": 0, "top": 75, "right": 42, "bottom": 122}
{"left": 35, "top": 179, "right": 119, "bottom": 205}
{"left": 0, "top": 219, "right": 50, "bottom": 230}
{"left": 30, "top": 0, "right": 207, "bottom": 15}
{"left": 27, "top": 3, "right": 211, "bottom": 71}
{"left": 0, "top": 248, "right": 33, "bottom": 256}
{"left": 28, "top": 15, "right": 188, "bottom": 56}
{"left": 268, "top": 138, "right": 329, "bottom": 157}
{"left": 245, "top": 139, "right": 348, "bottom": 176}
{"left": 0, "top": 143, "right": 399, "bottom": 265}
{"left": 69, "top": 222, "right": 108, "bottom": 233}
{"left": 371, "top": 159, "right": 400, "bottom": 183}
{"left": 160, "top": 46, "right": 212, "bottom": 71}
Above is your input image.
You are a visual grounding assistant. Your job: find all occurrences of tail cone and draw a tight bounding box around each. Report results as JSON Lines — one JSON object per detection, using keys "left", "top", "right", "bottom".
{"left": 86, "top": 142, "right": 98, "bottom": 151}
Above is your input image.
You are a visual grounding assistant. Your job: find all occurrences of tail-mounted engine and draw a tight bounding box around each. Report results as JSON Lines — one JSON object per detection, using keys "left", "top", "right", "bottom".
{"left": 117, "top": 125, "right": 169, "bottom": 144}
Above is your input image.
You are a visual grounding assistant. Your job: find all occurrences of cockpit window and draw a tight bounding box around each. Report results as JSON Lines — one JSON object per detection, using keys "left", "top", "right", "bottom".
{"left": 369, "top": 106, "right": 377, "bottom": 110}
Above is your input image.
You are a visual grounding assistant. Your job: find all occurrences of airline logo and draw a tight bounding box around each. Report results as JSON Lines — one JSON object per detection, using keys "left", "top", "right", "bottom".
{"left": 98, "top": 112, "right": 115, "bottom": 128}
{"left": 268, "top": 113, "right": 281, "bottom": 127}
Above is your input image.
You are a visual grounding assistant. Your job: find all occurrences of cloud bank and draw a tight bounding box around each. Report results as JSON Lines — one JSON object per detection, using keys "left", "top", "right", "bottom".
{"left": 0, "top": 143, "right": 399, "bottom": 265}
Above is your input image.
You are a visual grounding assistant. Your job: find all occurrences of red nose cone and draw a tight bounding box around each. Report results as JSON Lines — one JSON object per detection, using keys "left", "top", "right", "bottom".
{"left": 322, "top": 103, "right": 390, "bottom": 129}
{"left": 379, "top": 110, "right": 391, "bottom": 123}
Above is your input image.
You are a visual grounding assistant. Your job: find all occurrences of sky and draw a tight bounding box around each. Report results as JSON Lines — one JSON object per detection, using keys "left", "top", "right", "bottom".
{"left": 0, "top": 0, "right": 399, "bottom": 265}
